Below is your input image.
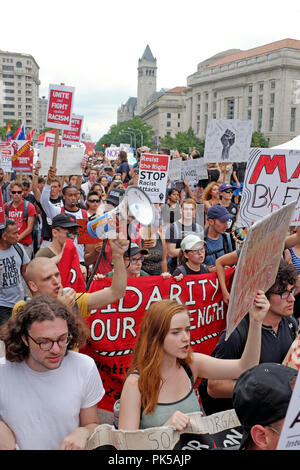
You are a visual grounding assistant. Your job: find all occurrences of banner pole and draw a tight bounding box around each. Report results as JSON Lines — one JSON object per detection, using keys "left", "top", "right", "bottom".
{"left": 52, "top": 129, "right": 60, "bottom": 168}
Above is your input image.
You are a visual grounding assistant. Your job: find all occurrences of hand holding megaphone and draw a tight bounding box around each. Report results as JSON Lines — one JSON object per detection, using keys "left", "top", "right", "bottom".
{"left": 87, "top": 186, "right": 154, "bottom": 240}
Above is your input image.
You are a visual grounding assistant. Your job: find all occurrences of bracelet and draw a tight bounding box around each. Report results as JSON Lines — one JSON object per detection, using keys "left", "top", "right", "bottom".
{"left": 34, "top": 172, "right": 39, "bottom": 176}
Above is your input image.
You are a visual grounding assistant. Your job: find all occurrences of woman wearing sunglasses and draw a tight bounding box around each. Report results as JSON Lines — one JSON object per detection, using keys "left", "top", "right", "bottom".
{"left": 85, "top": 191, "right": 104, "bottom": 220}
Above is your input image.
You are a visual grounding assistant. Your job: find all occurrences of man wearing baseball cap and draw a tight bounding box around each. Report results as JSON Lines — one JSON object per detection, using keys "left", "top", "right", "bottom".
{"left": 204, "top": 205, "right": 233, "bottom": 269}
{"left": 35, "top": 213, "right": 80, "bottom": 263}
{"left": 218, "top": 183, "right": 238, "bottom": 237}
{"left": 233, "top": 363, "right": 297, "bottom": 450}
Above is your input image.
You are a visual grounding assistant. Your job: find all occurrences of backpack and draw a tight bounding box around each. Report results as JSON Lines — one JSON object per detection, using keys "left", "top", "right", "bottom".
{"left": 5, "top": 199, "right": 29, "bottom": 221}
{"left": 13, "top": 243, "right": 25, "bottom": 265}
{"left": 204, "top": 227, "right": 230, "bottom": 259}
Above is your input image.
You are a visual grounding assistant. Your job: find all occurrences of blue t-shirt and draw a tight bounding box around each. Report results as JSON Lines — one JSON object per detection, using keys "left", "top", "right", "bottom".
{"left": 204, "top": 233, "right": 233, "bottom": 266}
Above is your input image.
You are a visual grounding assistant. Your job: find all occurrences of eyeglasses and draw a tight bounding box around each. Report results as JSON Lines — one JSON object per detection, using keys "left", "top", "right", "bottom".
{"left": 128, "top": 256, "right": 144, "bottom": 264}
{"left": 11, "top": 190, "right": 22, "bottom": 194}
{"left": 223, "top": 189, "right": 233, "bottom": 193}
{"left": 187, "top": 247, "right": 205, "bottom": 254}
{"left": 27, "top": 333, "right": 72, "bottom": 351}
{"left": 267, "top": 425, "right": 280, "bottom": 436}
{"left": 269, "top": 286, "right": 298, "bottom": 300}
{"left": 67, "top": 232, "right": 79, "bottom": 238}
{"left": 88, "top": 199, "right": 100, "bottom": 203}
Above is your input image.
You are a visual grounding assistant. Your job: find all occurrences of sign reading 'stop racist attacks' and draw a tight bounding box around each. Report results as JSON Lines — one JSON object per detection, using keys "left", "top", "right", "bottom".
{"left": 138, "top": 153, "right": 169, "bottom": 203}
{"left": 45, "top": 84, "right": 75, "bottom": 130}
{"left": 238, "top": 148, "right": 300, "bottom": 226}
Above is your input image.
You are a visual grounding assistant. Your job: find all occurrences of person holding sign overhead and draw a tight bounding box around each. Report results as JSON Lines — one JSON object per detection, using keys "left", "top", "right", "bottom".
{"left": 118, "top": 294, "right": 269, "bottom": 431}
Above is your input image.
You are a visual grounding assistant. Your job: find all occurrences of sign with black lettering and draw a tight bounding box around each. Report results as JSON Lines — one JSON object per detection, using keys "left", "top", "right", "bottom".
{"left": 277, "top": 371, "right": 300, "bottom": 450}
{"left": 138, "top": 153, "right": 169, "bottom": 203}
{"left": 238, "top": 148, "right": 300, "bottom": 226}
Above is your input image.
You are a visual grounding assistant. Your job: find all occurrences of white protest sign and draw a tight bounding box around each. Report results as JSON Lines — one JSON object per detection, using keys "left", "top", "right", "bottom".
{"left": 204, "top": 119, "right": 253, "bottom": 163}
{"left": 138, "top": 153, "right": 169, "bottom": 203}
{"left": 0, "top": 143, "right": 12, "bottom": 172}
{"left": 277, "top": 371, "right": 300, "bottom": 450}
{"left": 238, "top": 148, "right": 300, "bottom": 227}
{"left": 38, "top": 146, "right": 84, "bottom": 175}
{"left": 105, "top": 146, "right": 120, "bottom": 160}
{"left": 225, "top": 200, "right": 297, "bottom": 340}
{"left": 168, "top": 158, "right": 182, "bottom": 182}
{"left": 45, "top": 83, "right": 75, "bottom": 130}
{"left": 181, "top": 158, "right": 208, "bottom": 183}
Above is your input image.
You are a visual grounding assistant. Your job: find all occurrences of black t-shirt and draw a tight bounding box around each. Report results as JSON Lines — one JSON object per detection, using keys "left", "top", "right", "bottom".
{"left": 116, "top": 162, "right": 130, "bottom": 183}
{"left": 173, "top": 262, "right": 209, "bottom": 276}
{"left": 37, "top": 196, "right": 63, "bottom": 240}
{"left": 232, "top": 162, "right": 247, "bottom": 183}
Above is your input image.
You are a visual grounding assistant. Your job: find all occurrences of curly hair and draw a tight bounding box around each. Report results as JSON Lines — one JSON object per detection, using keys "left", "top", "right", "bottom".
{"left": 202, "top": 182, "right": 220, "bottom": 202}
{"left": 265, "top": 259, "right": 298, "bottom": 298}
{"left": 0, "top": 295, "right": 89, "bottom": 362}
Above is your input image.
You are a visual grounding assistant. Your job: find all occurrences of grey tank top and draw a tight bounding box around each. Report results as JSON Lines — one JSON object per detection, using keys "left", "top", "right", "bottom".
{"left": 138, "top": 364, "right": 201, "bottom": 429}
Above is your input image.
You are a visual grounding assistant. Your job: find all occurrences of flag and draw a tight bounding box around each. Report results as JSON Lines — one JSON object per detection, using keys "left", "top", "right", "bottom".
{"left": 6, "top": 124, "right": 12, "bottom": 142}
{"left": 13, "top": 121, "right": 26, "bottom": 140}
{"left": 27, "top": 128, "right": 35, "bottom": 142}
{"left": 58, "top": 238, "right": 86, "bottom": 292}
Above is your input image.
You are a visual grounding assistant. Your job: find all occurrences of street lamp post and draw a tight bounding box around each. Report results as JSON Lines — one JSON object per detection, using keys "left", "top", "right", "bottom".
{"left": 124, "top": 129, "right": 136, "bottom": 149}
{"left": 119, "top": 131, "right": 132, "bottom": 147}
{"left": 128, "top": 127, "right": 143, "bottom": 147}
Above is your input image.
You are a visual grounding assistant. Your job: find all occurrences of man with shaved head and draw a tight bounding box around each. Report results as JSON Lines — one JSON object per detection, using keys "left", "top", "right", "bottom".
{"left": 13, "top": 239, "right": 129, "bottom": 318}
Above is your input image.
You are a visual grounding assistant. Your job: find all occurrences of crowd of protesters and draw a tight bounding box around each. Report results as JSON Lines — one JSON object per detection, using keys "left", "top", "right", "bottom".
{"left": 0, "top": 146, "right": 299, "bottom": 450}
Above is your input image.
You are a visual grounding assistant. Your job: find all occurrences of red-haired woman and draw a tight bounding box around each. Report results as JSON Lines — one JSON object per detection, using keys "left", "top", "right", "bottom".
{"left": 118, "top": 296, "right": 269, "bottom": 431}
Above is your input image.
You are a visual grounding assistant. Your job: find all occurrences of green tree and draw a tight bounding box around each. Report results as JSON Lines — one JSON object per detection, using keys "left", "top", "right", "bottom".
{"left": 95, "top": 117, "right": 155, "bottom": 150}
{"left": 251, "top": 131, "right": 269, "bottom": 148}
{"left": 0, "top": 120, "right": 21, "bottom": 141}
{"left": 160, "top": 127, "right": 205, "bottom": 154}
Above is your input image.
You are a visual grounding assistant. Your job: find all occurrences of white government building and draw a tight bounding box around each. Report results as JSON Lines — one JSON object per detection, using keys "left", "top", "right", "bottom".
{"left": 118, "top": 39, "right": 300, "bottom": 147}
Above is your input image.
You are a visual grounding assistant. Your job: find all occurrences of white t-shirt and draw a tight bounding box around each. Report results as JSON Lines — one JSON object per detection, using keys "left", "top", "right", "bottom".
{"left": 0, "top": 351, "right": 104, "bottom": 450}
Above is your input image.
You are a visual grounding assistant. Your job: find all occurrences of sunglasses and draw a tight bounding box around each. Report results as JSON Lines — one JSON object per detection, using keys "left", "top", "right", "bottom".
{"left": 223, "top": 189, "right": 233, "bottom": 193}
{"left": 88, "top": 199, "right": 100, "bottom": 203}
{"left": 11, "top": 190, "right": 22, "bottom": 194}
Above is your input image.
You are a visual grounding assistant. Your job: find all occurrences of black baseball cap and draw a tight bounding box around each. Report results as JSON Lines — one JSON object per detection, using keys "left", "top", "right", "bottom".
{"left": 106, "top": 188, "right": 125, "bottom": 207}
{"left": 52, "top": 213, "right": 80, "bottom": 229}
{"left": 233, "top": 363, "right": 297, "bottom": 449}
{"left": 124, "top": 242, "right": 149, "bottom": 258}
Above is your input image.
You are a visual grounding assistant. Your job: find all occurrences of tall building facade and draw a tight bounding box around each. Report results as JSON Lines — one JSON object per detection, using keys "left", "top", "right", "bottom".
{"left": 0, "top": 50, "right": 40, "bottom": 134}
{"left": 38, "top": 96, "right": 48, "bottom": 133}
{"left": 186, "top": 39, "right": 300, "bottom": 146}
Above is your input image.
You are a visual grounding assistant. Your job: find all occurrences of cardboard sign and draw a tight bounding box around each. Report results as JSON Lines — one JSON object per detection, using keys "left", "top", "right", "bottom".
{"left": 225, "top": 200, "right": 297, "bottom": 340}
{"left": 138, "top": 153, "right": 169, "bottom": 203}
{"left": 86, "top": 410, "right": 242, "bottom": 451}
{"left": 45, "top": 83, "right": 75, "bottom": 130}
{"left": 238, "top": 148, "right": 300, "bottom": 227}
{"left": 204, "top": 119, "right": 253, "bottom": 163}
{"left": 11, "top": 140, "right": 33, "bottom": 173}
{"left": 62, "top": 114, "right": 83, "bottom": 145}
{"left": 168, "top": 158, "right": 182, "bottom": 182}
{"left": 38, "top": 146, "right": 84, "bottom": 175}
{"left": 181, "top": 159, "right": 208, "bottom": 189}
{"left": 0, "top": 143, "right": 12, "bottom": 172}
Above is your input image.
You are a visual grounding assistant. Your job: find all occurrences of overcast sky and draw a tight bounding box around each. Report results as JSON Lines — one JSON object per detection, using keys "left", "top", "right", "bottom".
{"left": 2, "top": 0, "right": 300, "bottom": 142}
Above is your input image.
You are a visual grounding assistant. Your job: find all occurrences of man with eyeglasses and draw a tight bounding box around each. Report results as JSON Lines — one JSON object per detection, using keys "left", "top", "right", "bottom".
{"left": 104, "top": 242, "right": 150, "bottom": 278}
{"left": 0, "top": 296, "right": 105, "bottom": 450}
{"left": 4, "top": 182, "right": 37, "bottom": 260}
{"left": 199, "top": 259, "right": 299, "bottom": 416}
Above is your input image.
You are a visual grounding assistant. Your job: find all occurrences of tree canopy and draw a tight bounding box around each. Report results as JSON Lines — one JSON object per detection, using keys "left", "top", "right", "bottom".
{"left": 95, "top": 118, "right": 155, "bottom": 150}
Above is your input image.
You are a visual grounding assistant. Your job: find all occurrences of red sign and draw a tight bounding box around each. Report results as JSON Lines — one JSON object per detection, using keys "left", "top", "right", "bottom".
{"left": 0, "top": 189, "right": 5, "bottom": 224}
{"left": 11, "top": 140, "right": 33, "bottom": 173}
{"left": 62, "top": 114, "right": 83, "bottom": 145}
{"left": 44, "top": 132, "right": 63, "bottom": 148}
{"left": 80, "top": 269, "right": 234, "bottom": 412}
{"left": 45, "top": 84, "right": 75, "bottom": 130}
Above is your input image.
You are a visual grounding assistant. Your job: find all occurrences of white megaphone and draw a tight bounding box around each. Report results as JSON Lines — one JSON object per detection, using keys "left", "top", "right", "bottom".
{"left": 87, "top": 185, "right": 155, "bottom": 239}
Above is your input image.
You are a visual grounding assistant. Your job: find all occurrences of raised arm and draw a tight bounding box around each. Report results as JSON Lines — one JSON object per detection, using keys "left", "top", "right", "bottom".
{"left": 87, "top": 239, "right": 129, "bottom": 310}
{"left": 40, "top": 166, "right": 61, "bottom": 220}
{"left": 216, "top": 250, "right": 239, "bottom": 304}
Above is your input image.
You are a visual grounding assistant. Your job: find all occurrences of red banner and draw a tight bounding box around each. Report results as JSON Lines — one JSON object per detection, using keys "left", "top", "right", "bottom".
{"left": 80, "top": 269, "right": 234, "bottom": 412}
{"left": 58, "top": 238, "right": 86, "bottom": 292}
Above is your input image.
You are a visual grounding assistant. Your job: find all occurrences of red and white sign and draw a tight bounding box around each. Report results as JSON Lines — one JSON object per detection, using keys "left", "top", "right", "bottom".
{"left": 44, "top": 132, "right": 63, "bottom": 148}
{"left": 62, "top": 114, "right": 83, "bottom": 145}
{"left": 45, "top": 83, "right": 75, "bottom": 130}
{"left": 138, "top": 153, "right": 170, "bottom": 203}
{"left": 0, "top": 189, "right": 5, "bottom": 225}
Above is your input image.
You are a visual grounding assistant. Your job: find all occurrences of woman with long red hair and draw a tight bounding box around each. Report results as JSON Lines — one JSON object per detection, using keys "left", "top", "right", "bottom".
{"left": 118, "top": 295, "right": 269, "bottom": 431}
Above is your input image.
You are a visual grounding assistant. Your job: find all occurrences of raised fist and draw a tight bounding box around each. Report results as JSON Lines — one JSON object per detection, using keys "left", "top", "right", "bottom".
{"left": 221, "top": 129, "right": 235, "bottom": 160}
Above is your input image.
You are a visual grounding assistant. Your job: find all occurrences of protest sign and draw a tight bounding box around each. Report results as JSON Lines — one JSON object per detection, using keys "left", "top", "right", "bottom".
{"left": 80, "top": 270, "right": 234, "bottom": 412}
{"left": 62, "top": 114, "right": 83, "bottom": 145}
{"left": 168, "top": 158, "right": 182, "bottom": 182}
{"left": 0, "top": 143, "right": 12, "bottom": 173}
{"left": 44, "top": 132, "right": 63, "bottom": 148}
{"left": 11, "top": 140, "right": 33, "bottom": 173}
{"left": 38, "top": 146, "right": 84, "bottom": 175}
{"left": 105, "top": 146, "right": 120, "bottom": 160}
{"left": 238, "top": 148, "right": 300, "bottom": 227}
{"left": 204, "top": 119, "right": 253, "bottom": 163}
{"left": 277, "top": 371, "right": 300, "bottom": 450}
{"left": 138, "top": 153, "right": 169, "bottom": 203}
{"left": 181, "top": 159, "right": 208, "bottom": 191}
{"left": 225, "top": 200, "right": 296, "bottom": 340}
{"left": 45, "top": 83, "right": 75, "bottom": 130}
{"left": 86, "top": 409, "right": 242, "bottom": 451}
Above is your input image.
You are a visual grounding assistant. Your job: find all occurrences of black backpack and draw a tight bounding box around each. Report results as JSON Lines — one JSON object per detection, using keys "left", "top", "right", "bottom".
{"left": 204, "top": 227, "right": 230, "bottom": 259}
